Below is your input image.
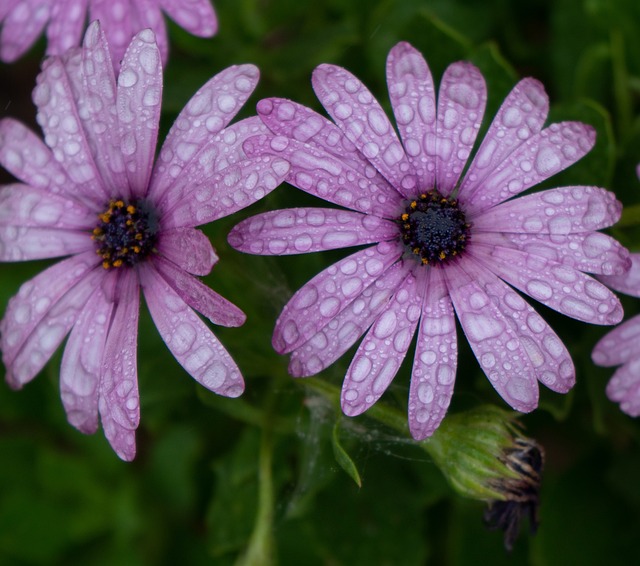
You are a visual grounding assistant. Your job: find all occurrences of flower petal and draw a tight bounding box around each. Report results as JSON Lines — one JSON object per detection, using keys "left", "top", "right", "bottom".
{"left": 386, "top": 42, "right": 437, "bottom": 191}
{"left": 150, "top": 67, "right": 261, "bottom": 201}
{"left": 434, "top": 61, "right": 487, "bottom": 196}
{"left": 0, "top": 118, "right": 72, "bottom": 197}
{"left": 60, "top": 271, "right": 116, "bottom": 434}
{"left": 471, "top": 186, "right": 622, "bottom": 234}
{"left": 116, "top": 28, "right": 163, "bottom": 197}
{"left": 341, "top": 269, "right": 421, "bottom": 417}
{"left": 159, "top": 0, "right": 218, "bottom": 36}
{"left": 471, "top": 241, "right": 623, "bottom": 325}
{"left": 408, "top": 268, "right": 457, "bottom": 440}
{"left": 243, "top": 134, "right": 401, "bottom": 218}
{"left": 605, "top": 356, "right": 640, "bottom": 416}
{"left": 288, "top": 260, "right": 408, "bottom": 377}
{"left": 462, "top": 123, "right": 596, "bottom": 214}
{"left": 134, "top": 0, "right": 168, "bottom": 64}
{"left": 156, "top": 227, "right": 218, "bottom": 276}
{"left": 89, "top": 0, "right": 138, "bottom": 69}
{"left": 152, "top": 256, "right": 246, "bottom": 327}
{"left": 474, "top": 231, "right": 630, "bottom": 277}
{"left": 599, "top": 252, "right": 640, "bottom": 297}
{"left": 446, "top": 259, "right": 539, "bottom": 412}
{"left": 312, "top": 63, "right": 418, "bottom": 197}
{"left": 162, "top": 155, "right": 290, "bottom": 228}
{"left": 0, "top": 0, "right": 50, "bottom": 62}
{"left": 140, "top": 263, "right": 245, "bottom": 397}
{"left": 592, "top": 314, "right": 640, "bottom": 368}
{"left": 273, "top": 241, "right": 402, "bottom": 354}
{"left": 0, "top": 251, "right": 97, "bottom": 372}
{"left": 46, "top": 0, "right": 87, "bottom": 56}
{"left": 0, "top": 226, "right": 90, "bottom": 261}
{"left": 459, "top": 77, "right": 548, "bottom": 199}
{"left": 98, "top": 269, "right": 140, "bottom": 462}
{"left": 228, "top": 207, "right": 397, "bottom": 255}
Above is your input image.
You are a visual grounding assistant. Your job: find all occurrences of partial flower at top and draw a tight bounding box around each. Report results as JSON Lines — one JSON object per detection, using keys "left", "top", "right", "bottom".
{"left": 229, "top": 41, "right": 629, "bottom": 439}
{"left": 0, "top": 0, "right": 218, "bottom": 68}
{"left": 0, "top": 22, "right": 289, "bottom": 460}
{"left": 592, "top": 165, "right": 640, "bottom": 416}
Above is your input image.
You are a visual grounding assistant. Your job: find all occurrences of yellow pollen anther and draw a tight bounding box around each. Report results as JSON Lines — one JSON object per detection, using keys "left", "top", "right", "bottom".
{"left": 113, "top": 259, "right": 123, "bottom": 267}
{"left": 126, "top": 219, "right": 133, "bottom": 226}
{"left": 92, "top": 227, "right": 102, "bottom": 236}
{"left": 102, "top": 261, "right": 111, "bottom": 269}
{"left": 99, "top": 213, "right": 110, "bottom": 223}
{"left": 421, "top": 258, "right": 429, "bottom": 265}
{"left": 413, "top": 248, "right": 420, "bottom": 255}
{"left": 401, "top": 213, "right": 409, "bottom": 221}
{"left": 410, "top": 201, "right": 417, "bottom": 209}
{"left": 126, "top": 205, "right": 136, "bottom": 214}
{"left": 439, "top": 251, "right": 446, "bottom": 260}
{"left": 133, "top": 246, "right": 141, "bottom": 253}
{"left": 135, "top": 233, "right": 143, "bottom": 240}
{"left": 114, "top": 200, "right": 124, "bottom": 208}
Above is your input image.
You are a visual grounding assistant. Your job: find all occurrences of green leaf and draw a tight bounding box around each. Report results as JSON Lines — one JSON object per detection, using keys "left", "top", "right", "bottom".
{"left": 331, "top": 420, "right": 362, "bottom": 488}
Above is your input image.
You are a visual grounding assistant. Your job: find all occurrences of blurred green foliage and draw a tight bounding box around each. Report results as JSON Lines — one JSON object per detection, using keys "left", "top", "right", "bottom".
{"left": 2, "top": 0, "right": 640, "bottom": 564}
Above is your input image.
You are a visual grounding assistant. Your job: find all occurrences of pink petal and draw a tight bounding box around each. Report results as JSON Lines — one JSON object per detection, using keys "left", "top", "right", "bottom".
{"left": 599, "top": 252, "right": 640, "bottom": 297}
{"left": 462, "top": 123, "right": 596, "bottom": 214}
{"left": 161, "top": 155, "right": 290, "bottom": 229}
{"left": 152, "top": 256, "right": 246, "bottom": 327}
{"left": 242, "top": 134, "right": 402, "bottom": 219}
{"left": 116, "top": 28, "right": 163, "bottom": 198}
{"left": 228, "top": 207, "right": 397, "bottom": 255}
{"left": 273, "top": 241, "right": 403, "bottom": 354}
{"left": 89, "top": 0, "right": 138, "bottom": 69}
{"left": 459, "top": 77, "right": 548, "bottom": 199}
{"left": 605, "top": 357, "right": 640, "bottom": 416}
{"left": 140, "top": 263, "right": 245, "bottom": 397}
{"left": 341, "top": 269, "right": 421, "bottom": 417}
{"left": 134, "top": 0, "right": 167, "bottom": 64}
{"left": 312, "top": 63, "right": 418, "bottom": 197}
{"left": 434, "top": 61, "right": 486, "bottom": 197}
{"left": 46, "top": 0, "right": 87, "bottom": 56}
{"left": 4, "top": 262, "right": 102, "bottom": 389}
{"left": 0, "top": 0, "right": 50, "bottom": 62}
{"left": 408, "top": 268, "right": 457, "bottom": 439}
{"left": 33, "top": 56, "right": 108, "bottom": 206}
{"left": 0, "top": 226, "right": 91, "bottom": 261}
{"left": 0, "top": 1, "right": 20, "bottom": 21}
{"left": 98, "top": 269, "right": 141, "bottom": 461}
{"left": 60, "top": 271, "right": 116, "bottom": 434}
{"left": 471, "top": 186, "right": 622, "bottom": 234}
{"left": 592, "top": 314, "right": 640, "bottom": 368}
{"left": 159, "top": 0, "right": 218, "bottom": 37}
{"left": 471, "top": 241, "right": 623, "bottom": 325}
{"left": 150, "top": 67, "right": 261, "bottom": 201}
{"left": 0, "top": 251, "right": 97, "bottom": 372}
{"left": 386, "top": 42, "right": 437, "bottom": 191}
{"left": 474, "top": 231, "right": 630, "bottom": 277}
{"left": 156, "top": 227, "right": 218, "bottom": 276}
{"left": 288, "top": 260, "right": 409, "bottom": 377}
{"left": 445, "top": 259, "right": 539, "bottom": 412}
{"left": 0, "top": 119, "right": 73, "bottom": 197}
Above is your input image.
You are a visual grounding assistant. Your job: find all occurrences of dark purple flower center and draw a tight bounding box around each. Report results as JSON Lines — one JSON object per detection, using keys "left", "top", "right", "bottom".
{"left": 400, "top": 190, "right": 470, "bottom": 265}
{"left": 92, "top": 198, "right": 158, "bottom": 269}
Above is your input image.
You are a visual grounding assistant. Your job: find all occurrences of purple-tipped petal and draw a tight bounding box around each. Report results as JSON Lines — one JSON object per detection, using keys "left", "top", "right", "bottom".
{"left": 459, "top": 77, "right": 548, "bottom": 199}
{"left": 156, "top": 227, "right": 218, "bottom": 276}
{"left": 471, "top": 186, "right": 622, "bottom": 234}
{"left": 134, "top": 0, "right": 167, "bottom": 64}
{"left": 408, "top": 268, "right": 457, "bottom": 440}
{"left": 150, "top": 67, "right": 260, "bottom": 201}
{"left": 0, "top": 226, "right": 90, "bottom": 261}
{"left": 160, "top": 0, "right": 218, "bottom": 37}
{"left": 599, "top": 253, "right": 640, "bottom": 297}
{"left": 152, "top": 256, "right": 246, "bottom": 327}
{"left": 273, "top": 241, "right": 402, "bottom": 354}
{"left": 446, "top": 259, "right": 539, "bottom": 412}
{"left": 98, "top": 269, "right": 140, "bottom": 462}
{"left": 462, "top": 123, "right": 596, "bottom": 214}
{"left": 243, "top": 134, "right": 402, "bottom": 218}
{"left": 116, "top": 28, "right": 163, "bottom": 198}
{"left": 60, "top": 272, "right": 116, "bottom": 434}
{"left": 312, "top": 63, "right": 418, "bottom": 197}
{"left": 434, "top": 61, "right": 486, "bottom": 196}
{"left": 0, "top": 0, "right": 50, "bottom": 62}
{"left": 474, "top": 231, "right": 631, "bottom": 277}
{"left": 471, "top": 241, "right": 623, "bottom": 325}
{"left": 46, "top": 0, "right": 87, "bottom": 56}
{"left": 162, "top": 155, "right": 290, "bottom": 229}
{"left": 288, "top": 260, "right": 409, "bottom": 377}
{"left": 592, "top": 314, "right": 640, "bottom": 368}
{"left": 341, "top": 269, "right": 422, "bottom": 417}
{"left": 140, "top": 264, "right": 245, "bottom": 397}
{"left": 605, "top": 356, "right": 640, "bottom": 416}
{"left": 228, "top": 207, "right": 398, "bottom": 255}
{"left": 89, "top": 0, "right": 137, "bottom": 69}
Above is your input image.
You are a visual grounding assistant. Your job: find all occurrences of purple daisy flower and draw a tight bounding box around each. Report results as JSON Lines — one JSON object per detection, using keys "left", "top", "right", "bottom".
{"left": 0, "top": 22, "right": 289, "bottom": 460}
{"left": 592, "top": 166, "right": 640, "bottom": 416}
{"left": 0, "top": 0, "right": 217, "bottom": 68}
{"left": 229, "top": 41, "right": 629, "bottom": 439}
